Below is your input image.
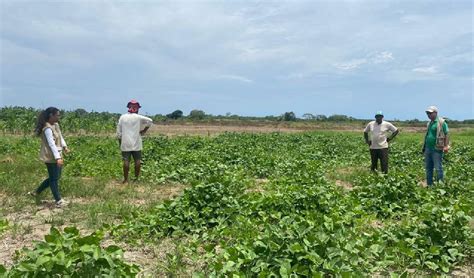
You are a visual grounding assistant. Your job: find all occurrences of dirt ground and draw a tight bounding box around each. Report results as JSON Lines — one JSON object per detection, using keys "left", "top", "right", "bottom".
{"left": 0, "top": 182, "right": 187, "bottom": 268}
{"left": 147, "top": 123, "right": 434, "bottom": 136}
{"left": 6, "top": 123, "right": 467, "bottom": 138}
{"left": 148, "top": 123, "right": 314, "bottom": 136}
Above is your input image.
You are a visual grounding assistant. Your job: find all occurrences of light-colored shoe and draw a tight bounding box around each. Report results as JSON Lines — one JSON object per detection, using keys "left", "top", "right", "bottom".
{"left": 27, "top": 191, "right": 41, "bottom": 204}
{"left": 27, "top": 191, "right": 37, "bottom": 197}
{"left": 55, "top": 199, "right": 69, "bottom": 208}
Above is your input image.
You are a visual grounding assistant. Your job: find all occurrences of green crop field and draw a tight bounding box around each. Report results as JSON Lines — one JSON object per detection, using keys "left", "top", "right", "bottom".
{"left": 0, "top": 123, "right": 473, "bottom": 276}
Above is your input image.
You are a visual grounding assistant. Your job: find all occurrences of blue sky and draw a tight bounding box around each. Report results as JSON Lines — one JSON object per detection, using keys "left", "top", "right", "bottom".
{"left": 1, "top": 0, "right": 472, "bottom": 120}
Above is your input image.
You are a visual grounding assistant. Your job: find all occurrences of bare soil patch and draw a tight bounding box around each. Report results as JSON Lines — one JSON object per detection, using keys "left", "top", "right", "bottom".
{"left": 0, "top": 180, "right": 187, "bottom": 269}
{"left": 245, "top": 178, "right": 270, "bottom": 194}
{"left": 335, "top": 179, "right": 354, "bottom": 191}
{"left": 1, "top": 207, "right": 92, "bottom": 267}
{"left": 0, "top": 156, "right": 14, "bottom": 163}
{"left": 369, "top": 220, "right": 384, "bottom": 229}
{"left": 451, "top": 264, "right": 474, "bottom": 278}
{"left": 101, "top": 235, "right": 206, "bottom": 277}
{"left": 334, "top": 165, "right": 366, "bottom": 176}
{"left": 149, "top": 124, "right": 313, "bottom": 136}
{"left": 147, "top": 183, "right": 187, "bottom": 201}
{"left": 326, "top": 165, "right": 364, "bottom": 190}
{"left": 69, "top": 197, "right": 100, "bottom": 205}
{"left": 147, "top": 123, "right": 457, "bottom": 136}
{"left": 131, "top": 183, "right": 187, "bottom": 206}
{"left": 419, "top": 180, "right": 428, "bottom": 188}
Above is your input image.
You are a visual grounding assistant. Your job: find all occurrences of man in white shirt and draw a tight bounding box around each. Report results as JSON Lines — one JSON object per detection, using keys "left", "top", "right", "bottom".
{"left": 363, "top": 111, "right": 399, "bottom": 174}
{"left": 116, "top": 100, "right": 153, "bottom": 183}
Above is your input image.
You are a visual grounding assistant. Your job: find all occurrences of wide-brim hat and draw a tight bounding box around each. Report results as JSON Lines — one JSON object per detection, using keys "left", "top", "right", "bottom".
{"left": 425, "top": 106, "right": 438, "bottom": 113}
{"left": 127, "top": 99, "right": 141, "bottom": 108}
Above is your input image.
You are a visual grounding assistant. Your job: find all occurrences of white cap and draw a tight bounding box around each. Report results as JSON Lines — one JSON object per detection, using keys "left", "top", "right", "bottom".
{"left": 425, "top": 106, "right": 438, "bottom": 113}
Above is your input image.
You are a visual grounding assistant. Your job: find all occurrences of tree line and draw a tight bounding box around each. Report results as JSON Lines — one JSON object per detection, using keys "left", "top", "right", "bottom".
{"left": 1, "top": 106, "right": 473, "bottom": 134}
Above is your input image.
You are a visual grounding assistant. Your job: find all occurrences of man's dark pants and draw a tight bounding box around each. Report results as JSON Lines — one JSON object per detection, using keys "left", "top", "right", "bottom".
{"left": 370, "top": 148, "right": 389, "bottom": 174}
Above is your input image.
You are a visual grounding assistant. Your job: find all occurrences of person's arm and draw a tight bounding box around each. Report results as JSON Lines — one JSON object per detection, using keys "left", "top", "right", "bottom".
{"left": 117, "top": 117, "right": 122, "bottom": 146}
{"left": 139, "top": 116, "right": 153, "bottom": 135}
{"left": 60, "top": 135, "right": 70, "bottom": 154}
{"left": 443, "top": 121, "right": 449, "bottom": 134}
{"left": 57, "top": 125, "right": 69, "bottom": 153}
{"left": 442, "top": 122, "right": 450, "bottom": 152}
{"left": 60, "top": 136, "right": 67, "bottom": 148}
{"left": 443, "top": 134, "right": 450, "bottom": 152}
{"left": 364, "top": 132, "right": 371, "bottom": 146}
{"left": 44, "top": 128, "right": 63, "bottom": 166}
{"left": 363, "top": 123, "right": 371, "bottom": 146}
{"left": 54, "top": 123, "right": 69, "bottom": 153}
{"left": 140, "top": 126, "right": 150, "bottom": 135}
{"left": 421, "top": 121, "right": 430, "bottom": 154}
{"left": 387, "top": 129, "right": 399, "bottom": 142}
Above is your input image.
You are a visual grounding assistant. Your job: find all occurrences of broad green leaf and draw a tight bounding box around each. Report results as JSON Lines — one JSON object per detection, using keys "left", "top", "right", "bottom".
{"left": 425, "top": 261, "right": 439, "bottom": 271}
{"left": 35, "top": 256, "right": 51, "bottom": 266}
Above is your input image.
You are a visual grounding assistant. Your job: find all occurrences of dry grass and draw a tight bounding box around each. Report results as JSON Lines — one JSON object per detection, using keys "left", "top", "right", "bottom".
{"left": 451, "top": 264, "right": 474, "bottom": 278}
{"left": 148, "top": 123, "right": 314, "bottom": 136}
{"left": 0, "top": 207, "right": 93, "bottom": 267}
{"left": 0, "top": 178, "right": 188, "bottom": 269}
{"left": 146, "top": 122, "right": 459, "bottom": 136}
{"left": 0, "top": 156, "right": 15, "bottom": 164}
{"left": 245, "top": 178, "right": 270, "bottom": 194}
{"left": 326, "top": 165, "right": 366, "bottom": 191}
{"left": 334, "top": 179, "right": 354, "bottom": 191}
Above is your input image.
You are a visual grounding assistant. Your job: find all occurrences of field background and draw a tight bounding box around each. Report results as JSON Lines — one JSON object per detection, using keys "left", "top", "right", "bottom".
{"left": 0, "top": 107, "right": 473, "bottom": 277}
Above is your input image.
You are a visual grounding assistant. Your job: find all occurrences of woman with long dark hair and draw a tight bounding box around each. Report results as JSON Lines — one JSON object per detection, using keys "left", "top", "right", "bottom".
{"left": 29, "top": 107, "right": 70, "bottom": 208}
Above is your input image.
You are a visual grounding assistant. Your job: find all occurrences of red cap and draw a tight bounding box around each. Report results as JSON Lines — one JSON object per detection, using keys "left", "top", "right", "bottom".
{"left": 127, "top": 100, "right": 141, "bottom": 108}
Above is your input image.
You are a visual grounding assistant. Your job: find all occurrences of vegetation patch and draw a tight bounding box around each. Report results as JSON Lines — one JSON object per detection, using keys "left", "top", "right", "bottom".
{"left": 1, "top": 227, "right": 139, "bottom": 277}
{"left": 0, "top": 122, "right": 472, "bottom": 275}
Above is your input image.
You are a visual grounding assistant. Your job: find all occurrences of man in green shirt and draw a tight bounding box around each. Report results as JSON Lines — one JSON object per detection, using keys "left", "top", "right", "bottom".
{"left": 423, "top": 106, "right": 449, "bottom": 186}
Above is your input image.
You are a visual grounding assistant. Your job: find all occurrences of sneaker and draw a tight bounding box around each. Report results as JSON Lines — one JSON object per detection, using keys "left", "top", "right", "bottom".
{"left": 27, "top": 191, "right": 41, "bottom": 204}
{"left": 55, "top": 199, "right": 69, "bottom": 208}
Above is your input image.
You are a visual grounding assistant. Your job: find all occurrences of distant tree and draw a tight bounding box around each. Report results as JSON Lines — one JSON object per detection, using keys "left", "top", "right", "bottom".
{"left": 315, "top": 114, "right": 327, "bottom": 121}
{"left": 151, "top": 114, "right": 166, "bottom": 122}
{"left": 328, "top": 114, "right": 349, "bottom": 121}
{"left": 166, "top": 110, "right": 183, "bottom": 119}
{"left": 189, "top": 109, "right": 206, "bottom": 120}
{"left": 265, "top": 115, "right": 279, "bottom": 120}
{"left": 407, "top": 118, "right": 420, "bottom": 124}
{"left": 302, "top": 113, "right": 315, "bottom": 120}
{"left": 282, "top": 112, "right": 296, "bottom": 121}
{"left": 73, "top": 108, "right": 88, "bottom": 117}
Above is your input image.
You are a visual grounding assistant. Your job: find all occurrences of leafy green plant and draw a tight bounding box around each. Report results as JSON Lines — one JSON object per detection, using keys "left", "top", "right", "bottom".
{"left": 4, "top": 226, "right": 139, "bottom": 277}
{"left": 1, "top": 123, "right": 473, "bottom": 276}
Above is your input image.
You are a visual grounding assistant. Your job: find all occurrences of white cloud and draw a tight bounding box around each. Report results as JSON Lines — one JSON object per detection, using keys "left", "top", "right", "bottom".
{"left": 215, "top": 74, "right": 253, "bottom": 83}
{"left": 334, "top": 59, "right": 368, "bottom": 71}
{"left": 450, "top": 91, "right": 471, "bottom": 98}
{"left": 1, "top": 39, "right": 50, "bottom": 65}
{"left": 400, "top": 15, "right": 426, "bottom": 24}
{"left": 1, "top": 1, "right": 472, "bottom": 119}
{"left": 373, "top": 51, "right": 394, "bottom": 64}
{"left": 412, "top": 66, "right": 438, "bottom": 74}
{"left": 282, "top": 72, "right": 312, "bottom": 80}
{"left": 333, "top": 51, "right": 395, "bottom": 72}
